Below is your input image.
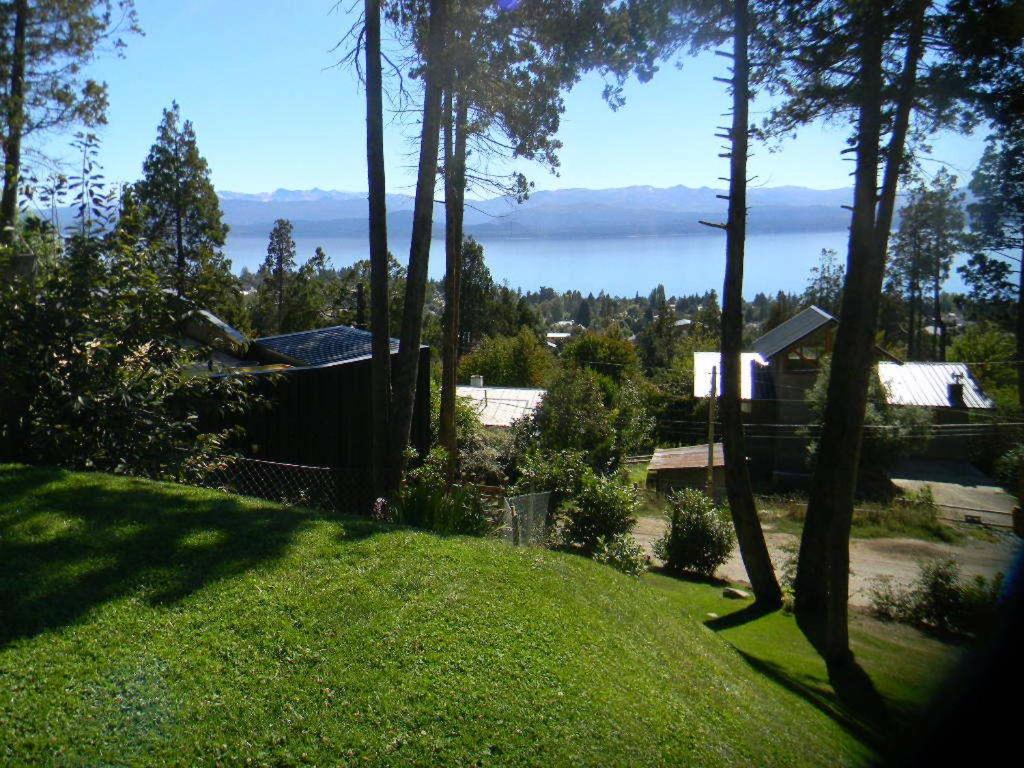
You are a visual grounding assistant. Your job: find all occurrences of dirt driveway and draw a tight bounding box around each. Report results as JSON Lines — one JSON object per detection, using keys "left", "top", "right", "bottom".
{"left": 892, "top": 459, "right": 1017, "bottom": 528}
{"left": 632, "top": 515, "right": 1021, "bottom": 607}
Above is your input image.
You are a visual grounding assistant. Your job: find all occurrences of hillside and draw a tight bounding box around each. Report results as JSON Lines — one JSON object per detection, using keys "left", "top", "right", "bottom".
{"left": 0, "top": 465, "right": 954, "bottom": 766}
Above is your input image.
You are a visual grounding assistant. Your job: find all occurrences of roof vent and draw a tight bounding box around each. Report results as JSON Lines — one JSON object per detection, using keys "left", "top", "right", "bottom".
{"left": 470, "top": 375, "right": 484, "bottom": 388}
{"left": 948, "top": 372, "right": 966, "bottom": 409}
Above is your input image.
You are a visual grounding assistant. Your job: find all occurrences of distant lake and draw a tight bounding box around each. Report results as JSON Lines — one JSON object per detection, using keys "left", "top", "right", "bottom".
{"left": 225, "top": 230, "right": 969, "bottom": 298}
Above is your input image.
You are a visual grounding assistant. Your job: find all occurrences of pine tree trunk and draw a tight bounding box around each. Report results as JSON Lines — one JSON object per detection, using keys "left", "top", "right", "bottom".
{"left": 720, "top": 0, "right": 781, "bottom": 608}
{"left": 1017, "top": 238, "right": 1024, "bottom": 409}
{"left": 175, "top": 208, "right": 186, "bottom": 299}
{"left": 794, "top": 2, "right": 886, "bottom": 653}
{"left": 795, "top": 0, "right": 926, "bottom": 670}
{"left": 364, "top": 0, "right": 393, "bottom": 499}
{"left": 440, "top": 83, "right": 467, "bottom": 484}
{"left": 1, "top": 0, "right": 27, "bottom": 264}
{"left": 388, "top": 0, "right": 448, "bottom": 486}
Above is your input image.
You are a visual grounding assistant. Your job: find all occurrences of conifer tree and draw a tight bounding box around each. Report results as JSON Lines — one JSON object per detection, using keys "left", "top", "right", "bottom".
{"left": 253, "top": 219, "right": 297, "bottom": 336}
{"left": 0, "top": 0, "right": 139, "bottom": 274}
{"left": 134, "top": 102, "right": 236, "bottom": 316}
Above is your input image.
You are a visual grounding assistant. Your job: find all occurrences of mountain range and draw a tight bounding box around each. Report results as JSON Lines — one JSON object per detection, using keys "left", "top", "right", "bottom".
{"left": 219, "top": 184, "right": 856, "bottom": 240}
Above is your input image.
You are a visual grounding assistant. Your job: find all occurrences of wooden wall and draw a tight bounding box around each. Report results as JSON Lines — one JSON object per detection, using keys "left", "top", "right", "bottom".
{"left": 235, "top": 347, "right": 431, "bottom": 469}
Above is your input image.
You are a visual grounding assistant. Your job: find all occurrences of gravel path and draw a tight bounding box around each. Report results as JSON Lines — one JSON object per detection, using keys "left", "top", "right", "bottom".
{"left": 632, "top": 515, "right": 1021, "bottom": 607}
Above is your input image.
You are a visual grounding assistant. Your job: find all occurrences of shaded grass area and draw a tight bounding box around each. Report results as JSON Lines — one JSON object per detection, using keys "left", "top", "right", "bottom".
{"left": 645, "top": 573, "right": 957, "bottom": 751}
{"left": 0, "top": 465, "right": 957, "bottom": 766}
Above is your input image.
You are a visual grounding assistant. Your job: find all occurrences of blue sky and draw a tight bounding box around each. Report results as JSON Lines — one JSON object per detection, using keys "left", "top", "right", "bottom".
{"left": 39, "top": 0, "right": 988, "bottom": 196}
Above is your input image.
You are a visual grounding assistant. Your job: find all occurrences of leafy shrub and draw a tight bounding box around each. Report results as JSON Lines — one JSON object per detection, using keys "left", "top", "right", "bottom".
{"left": 457, "top": 328, "right": 556, "bottom": 388}
{"left": 511, "top": 449, "right": 590, "bottom": 515}
{"left": 533, "top": 366, "right": 619, "bottom": 471}
{"left": 868, "top": 558, "right": 1003, "bottom": 636}
{"left": 593, "top": 533, "right": 648, "bottom": 576}
{"left": 391, "top": 448, "right": 491, "bottom": 535}
{"left": 654, "top": 489, "right": 735, "bottom": 578}
{"left": 560, "top": 472, "right": 639, "bottom": 553}
{"left": 0, "top": 235, "right": 256, "bottom": 481}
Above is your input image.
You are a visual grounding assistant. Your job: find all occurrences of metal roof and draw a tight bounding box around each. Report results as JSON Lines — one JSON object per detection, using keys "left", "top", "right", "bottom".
{"left": 877, "top": 362, "right": 995, "bottom": 410}
{"left": 456, "top": 385, "right": 546, "bottom": 428}
{"left": 649, "top": 443, "right": 724, "bottom": 472}
{"left": 751, "top": 306, "right": 836, "bottom": 359}
{"left": 254, "top": 325, "right": 398, "bottom": 368}
{"left": 692, "top": 352, "right": 769, "bottom": 399}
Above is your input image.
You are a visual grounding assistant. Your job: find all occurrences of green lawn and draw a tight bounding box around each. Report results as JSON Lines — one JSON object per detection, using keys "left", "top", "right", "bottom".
{"left": 0, "top": 465, "right": 957, "bottom": 766}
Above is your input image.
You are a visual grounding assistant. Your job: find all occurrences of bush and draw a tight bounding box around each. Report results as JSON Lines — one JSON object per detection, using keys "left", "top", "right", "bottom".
{"left": 0, "top": 234, "right": 256, "bottom": 481}
{"left": 534, "top": 366, "right": 619, "bottom": 471}
{"left": 654, "top": 489, "right": 735, "bottom": 578}
{"left": 511, "top": 449, "right": 590, "bottom": 516}
{"left": 560, "top": 472, "right": 639, "bottom": 553}
{"left": 868, "top": 558, "right": 1003, "bottom": 637}
{"left": 390, "top": 449, "right": 491, "bottom": 536}
{"left": 593, "top": 533, "right": 648, "bottom": 576}
{"left": 457, "top": 328, "right": 556, "bottom": 388}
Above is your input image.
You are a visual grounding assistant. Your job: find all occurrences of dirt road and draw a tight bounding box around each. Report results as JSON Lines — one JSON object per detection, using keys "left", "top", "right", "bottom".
{"left": 632, "top": 515, "right": 1021, "bottom": 607}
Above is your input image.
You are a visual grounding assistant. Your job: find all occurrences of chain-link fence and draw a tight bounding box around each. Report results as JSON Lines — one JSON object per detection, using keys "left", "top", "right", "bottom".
{"left": 199, "top": 456, "right": 375, "bottom": 514}
{"left": 501, "top": 491, "right": 551, "bottom": 546}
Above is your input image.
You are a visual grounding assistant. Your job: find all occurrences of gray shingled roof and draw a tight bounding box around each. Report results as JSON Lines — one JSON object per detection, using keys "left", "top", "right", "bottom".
{"left": 254, "top": 325, "right": 398, "bottom": 368}
{"left": 751, "top": 306, "right": 836, "bottom": 359}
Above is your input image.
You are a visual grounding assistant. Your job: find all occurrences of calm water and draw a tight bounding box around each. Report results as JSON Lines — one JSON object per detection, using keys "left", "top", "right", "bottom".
{"left": 224, "top": 230, "right": 969, "bottom": 298}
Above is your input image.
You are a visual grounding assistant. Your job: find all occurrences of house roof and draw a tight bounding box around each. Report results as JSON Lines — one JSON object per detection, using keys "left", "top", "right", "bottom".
{"left": 649, "top": 443, "right": 724, "bottom": 472}
{"left": 456, "top": 385, "right": 545, "bottom": 428}
{"left": 692, "top": 352, "right": 769, "bottom": 399}
{"left": 254, "top": 325, "right": 399, "bottom": 368}
{"left": 751, "top": 306, "right": 836, "bottom": 359}
{"left": 877, "top": 362, "right": 995, "bottom": 409}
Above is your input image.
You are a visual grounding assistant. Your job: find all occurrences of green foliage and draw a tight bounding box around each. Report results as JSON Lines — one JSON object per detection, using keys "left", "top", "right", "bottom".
{"left": 869, "top": 558, "right": 1003, "bottom": 637}
{"left": 533, "top": 366, "right": 618, "bottom": 470}
{"left": 593, "top": 533, "right": 648, "bottom": 577}
{"left": 0, "top": 233, "right": 255, "bottom": 480}
{"left": 511, "top": 449, "right": 589, "bottom": 514}
{"left": 457, "top": 328, "right": 556, "bottom": 387}
{"left": 654, "top": 489, "right": 735, "bottom": 578}
{"left": 803, "top": 248, "right": 844, "bottom": 315}
{"left": 559, "top": 471, "right": 639, "bottom": 553}
{"left": 563, "top": 329, "right": 639, "bottom": 385}
{"left": 134, "top": 102, "right": 238, "bottom": 316}
{"left": 390, "top": 449, "right": 491, "bottom": 536}
{"left": 959, "top": 127, "right": 1024, "bottom": 327}
{"left": 806, "top": 357, "right": 931, "bottom": 491}
{"left": 429, "top": 380, "right": 508, "bottom": 485}
{"left": 887, "top": 169, "right": 967, "bottom": 359}
{"left": 949, "top": 322, "right": 1017, "bottom": 406}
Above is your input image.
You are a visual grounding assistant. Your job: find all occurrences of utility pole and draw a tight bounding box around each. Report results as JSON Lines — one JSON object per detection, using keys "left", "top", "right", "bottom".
{"left": 707, "top": 365, "right": 717, "bottom": 498}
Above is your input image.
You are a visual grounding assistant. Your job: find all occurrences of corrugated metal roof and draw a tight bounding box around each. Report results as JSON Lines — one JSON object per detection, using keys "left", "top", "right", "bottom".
{"left": 456, "top": 385, "right": 545, "bottom": 428}
{"left": 877, "top": 362, "right": 995, "bottom": 409}
{"left": 693, "top": 352, "right": 768, "bottom": 399}
{"left": 254, "top": 325, "right": 398, "bottom": 368}
{"left": 649, "top": 443, "right": 724, "bottom": 471}
{"left": 751, "top": 306, "right": 836, "bottom": 359}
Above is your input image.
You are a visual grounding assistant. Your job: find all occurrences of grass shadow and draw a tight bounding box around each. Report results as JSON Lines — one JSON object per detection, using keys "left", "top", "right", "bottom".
{"left": 734, "top": 650, "right": 887, "bottom": 751}
{"left": 0, "top": 465, "right": 379, "bottom": 648}
{"left": 704, "top": 601, "right": 777, "bottom": 631}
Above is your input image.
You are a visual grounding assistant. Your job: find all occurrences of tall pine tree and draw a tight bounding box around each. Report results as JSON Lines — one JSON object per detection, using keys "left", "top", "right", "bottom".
{"left": 134, "top": 102, "right": 236, "bottom": 317}
{"left": 253, "top": 219, "right": 297, "bottom": 336}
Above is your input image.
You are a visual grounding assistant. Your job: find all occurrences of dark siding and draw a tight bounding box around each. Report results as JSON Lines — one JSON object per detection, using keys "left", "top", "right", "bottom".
{"left": 231, "top": 347, "right": 431, "bottom": 469}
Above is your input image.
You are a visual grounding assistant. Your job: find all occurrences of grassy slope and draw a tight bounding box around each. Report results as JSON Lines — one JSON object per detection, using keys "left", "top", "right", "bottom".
{"left": 0, "top": 465, "right": 953, "bottom": 766}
